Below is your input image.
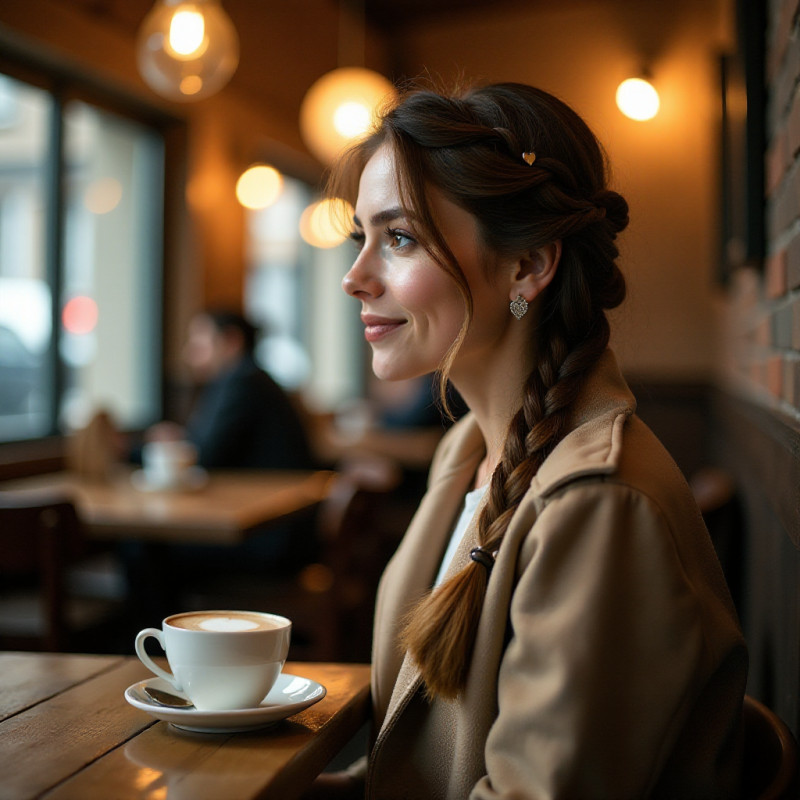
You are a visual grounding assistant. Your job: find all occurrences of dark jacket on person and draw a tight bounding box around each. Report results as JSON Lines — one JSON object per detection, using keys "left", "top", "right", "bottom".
{"left": 186, "top": 354, "right": 313, "bottom": 471}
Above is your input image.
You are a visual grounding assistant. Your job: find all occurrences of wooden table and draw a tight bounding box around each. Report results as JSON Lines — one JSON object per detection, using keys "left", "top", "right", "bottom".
{"left": 0, "top": 652, "right": 370, "bottom": 800}
{"left": 0, "top": 469, "right": 335, "bottom": 545}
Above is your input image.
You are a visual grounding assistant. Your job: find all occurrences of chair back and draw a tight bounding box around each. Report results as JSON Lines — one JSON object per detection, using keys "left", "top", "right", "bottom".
{"left": 743, "top": 694, "right": 799, "bottom": 799}
{"left": 0, "top": 492, "right": 84, "bottom": 650}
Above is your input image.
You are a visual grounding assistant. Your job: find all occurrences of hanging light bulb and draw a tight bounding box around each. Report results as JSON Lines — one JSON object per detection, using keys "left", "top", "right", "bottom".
{"left": 136, "top": 0, "right": 239, "bottom": 102}
{"left": 300, "top": 67, "right": 394, "bottom": 164}
{"left": 616, "top": 77, "right": 660, "bottom": 121}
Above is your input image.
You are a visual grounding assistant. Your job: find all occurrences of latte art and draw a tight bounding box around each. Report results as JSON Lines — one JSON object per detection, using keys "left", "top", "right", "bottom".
{"left": 169, "top": 611, "right": 280, "bottom": 633}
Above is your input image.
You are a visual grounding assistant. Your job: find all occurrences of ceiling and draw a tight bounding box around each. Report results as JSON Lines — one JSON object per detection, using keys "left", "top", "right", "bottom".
{"left": 48, "top": 0, "right": 546, "bottom": 134}
{"left": 68, "top": 0, "right": 538, "bottom": 35}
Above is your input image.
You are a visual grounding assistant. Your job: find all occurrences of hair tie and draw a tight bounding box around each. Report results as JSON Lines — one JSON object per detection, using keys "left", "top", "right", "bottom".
{"left": 470, "top": 546, "right": 496, "bottom": 572}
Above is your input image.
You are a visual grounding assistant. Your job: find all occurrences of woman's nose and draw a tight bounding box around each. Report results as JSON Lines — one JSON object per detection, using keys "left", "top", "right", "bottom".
{"left": 342, "top": 251, "right": 383, "bottom": 299}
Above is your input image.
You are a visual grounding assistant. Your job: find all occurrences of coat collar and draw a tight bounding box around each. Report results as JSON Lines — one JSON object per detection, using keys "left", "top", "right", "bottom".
{"left": 441, "top": 349, "right": 636, "bottom": 498}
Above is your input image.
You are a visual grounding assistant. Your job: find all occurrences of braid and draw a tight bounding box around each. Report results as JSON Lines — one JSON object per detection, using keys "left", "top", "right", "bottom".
{"left": 401, "top": 277, "right": 611, "bottom": 698}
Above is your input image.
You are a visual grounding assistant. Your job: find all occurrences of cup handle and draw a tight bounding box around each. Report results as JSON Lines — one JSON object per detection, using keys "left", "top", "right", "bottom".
{"left": 135, "top": 628, "right": 181, "bottom": 691}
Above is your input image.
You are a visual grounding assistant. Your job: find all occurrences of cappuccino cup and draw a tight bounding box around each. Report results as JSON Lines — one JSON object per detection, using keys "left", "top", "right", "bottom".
{"left": 141, "top": 440, "right": 197, "bottom": 489}
{"left": 135, "top": 610, "right": 291, "bottom": 711}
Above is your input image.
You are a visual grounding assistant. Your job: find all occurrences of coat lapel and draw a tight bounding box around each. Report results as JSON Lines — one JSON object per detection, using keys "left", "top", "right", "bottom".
{"left": 371, "top": 416, "right": 485, "bottom": 728}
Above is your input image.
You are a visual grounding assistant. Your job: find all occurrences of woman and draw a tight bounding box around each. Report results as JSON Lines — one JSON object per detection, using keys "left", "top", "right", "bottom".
{"left": 311, "top": 82, "right": 747, "bottom": 799}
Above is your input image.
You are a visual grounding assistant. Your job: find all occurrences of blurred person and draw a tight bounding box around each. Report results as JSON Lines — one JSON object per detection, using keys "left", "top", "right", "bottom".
{"left": 305, "top": 81, "right": 747, "bottom": 799}
{"left": 146, "top": 309, "right": 313, "bottom": 471}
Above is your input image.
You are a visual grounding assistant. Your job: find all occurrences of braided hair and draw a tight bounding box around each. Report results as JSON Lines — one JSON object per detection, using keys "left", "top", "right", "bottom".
{"left": 328, "top": 82, "right": 628, "bottom": 699}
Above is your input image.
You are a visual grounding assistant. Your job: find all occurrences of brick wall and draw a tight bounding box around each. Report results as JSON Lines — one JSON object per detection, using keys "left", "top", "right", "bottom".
{"left": 713, "top": 0, "right": 800, "bottom": 737}
{"left": 733, "top": 0, "right": 800, "bottom": 412}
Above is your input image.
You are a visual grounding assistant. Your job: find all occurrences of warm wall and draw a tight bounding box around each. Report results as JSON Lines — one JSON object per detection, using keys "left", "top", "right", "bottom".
{"left": 1, "top": 0, "right": 733, "bottom": 384}
{"left": 391, "top": 0, "right": 732, "bottom": 382}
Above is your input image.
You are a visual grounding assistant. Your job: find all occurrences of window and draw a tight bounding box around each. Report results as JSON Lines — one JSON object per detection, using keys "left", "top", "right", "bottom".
{"left": 0, "top": 70, "right": 166, "bottom": 443}
{"left": 244, "top": 174, "right": 363, "bottom": 411}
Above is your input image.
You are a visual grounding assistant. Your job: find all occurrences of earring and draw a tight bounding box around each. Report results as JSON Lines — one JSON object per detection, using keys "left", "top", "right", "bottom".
{"left": 510, "top": 295, "right": 528, "bottom": 320}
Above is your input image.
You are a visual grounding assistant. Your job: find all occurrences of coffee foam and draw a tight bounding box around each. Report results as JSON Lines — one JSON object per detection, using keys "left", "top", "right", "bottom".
{"left": 170, "top": 612, "right": 279, "bottom": 633}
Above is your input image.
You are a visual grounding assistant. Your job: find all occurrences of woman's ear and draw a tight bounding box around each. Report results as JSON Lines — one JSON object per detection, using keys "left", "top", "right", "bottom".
{"left": 509, "top": 240, "right": 561, "bottom": 303}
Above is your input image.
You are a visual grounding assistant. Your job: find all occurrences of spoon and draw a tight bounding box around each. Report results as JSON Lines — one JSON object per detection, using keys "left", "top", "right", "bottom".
{"left": 144, "top": 686, "right": 194, "bottom": 709}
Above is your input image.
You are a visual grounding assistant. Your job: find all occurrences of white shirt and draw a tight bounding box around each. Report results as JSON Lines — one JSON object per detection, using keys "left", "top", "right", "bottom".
{"left": 434, "top": 484, "right": 488, "bottom": 586}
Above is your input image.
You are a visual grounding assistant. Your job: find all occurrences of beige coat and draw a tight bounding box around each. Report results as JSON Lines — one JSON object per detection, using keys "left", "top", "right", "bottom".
{"left": 365, "top": 351, "right": 747, "bottom": 799}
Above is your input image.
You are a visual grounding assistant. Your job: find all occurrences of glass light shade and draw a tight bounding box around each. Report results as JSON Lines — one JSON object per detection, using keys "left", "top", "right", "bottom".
{"left": 616, "top": 78, "right": 660, "bottom": 121}
{"left": 300, "top": 67, "right": 395, "bottom": 164}
{"left": 299, "top": 199, "right": 352, "bottom": 249}
{"left": 136, "top": 0, "right": 239, "bottom": 102}
{"left": 236, "top": 164, "right": 283, "bottom": 210}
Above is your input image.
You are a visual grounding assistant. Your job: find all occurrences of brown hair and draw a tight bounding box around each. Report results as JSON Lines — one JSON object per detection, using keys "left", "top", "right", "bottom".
{"left": 328, "top": 81, "right": 628, "bottom": 699}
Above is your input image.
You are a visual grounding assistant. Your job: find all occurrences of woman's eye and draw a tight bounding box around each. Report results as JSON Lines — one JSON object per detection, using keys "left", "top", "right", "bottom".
{"left": 386, "top": 228, "right": 415, "bottom": 249}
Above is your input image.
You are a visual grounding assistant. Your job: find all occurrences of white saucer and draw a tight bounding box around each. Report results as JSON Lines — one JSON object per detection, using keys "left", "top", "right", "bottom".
{"left": 124, "top": 673, "right": 326, "bottom": 733}
{"left": 131, "top": 466, "right": 209, "bottom": 493}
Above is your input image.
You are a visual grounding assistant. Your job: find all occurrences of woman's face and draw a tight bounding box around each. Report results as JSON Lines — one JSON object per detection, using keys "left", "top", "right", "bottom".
{"left": 342, "top": 145, "right": 512, "bottom": 384}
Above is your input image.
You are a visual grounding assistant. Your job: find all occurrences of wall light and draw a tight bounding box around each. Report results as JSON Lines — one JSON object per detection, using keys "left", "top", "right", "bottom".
{"left": 137, "top": 0, "right": 239, "bottom": 102}
{"left": 235, "top": 164, "right": 283, "bottom": 210}
{"left": 616, "top": 77, "right": 660, "bottom": 121}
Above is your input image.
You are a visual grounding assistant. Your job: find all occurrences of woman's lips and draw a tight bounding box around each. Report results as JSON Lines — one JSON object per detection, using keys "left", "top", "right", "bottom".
{"left": 362, "top": 314, "right": 406, "bottom": 343}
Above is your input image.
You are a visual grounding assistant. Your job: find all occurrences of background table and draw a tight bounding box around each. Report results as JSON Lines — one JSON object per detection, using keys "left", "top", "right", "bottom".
{"left": 0, "top": 469, "right": 335, "bottom": 544}
{"left": 0, "top": 652, "right": 370, "bottom": 800}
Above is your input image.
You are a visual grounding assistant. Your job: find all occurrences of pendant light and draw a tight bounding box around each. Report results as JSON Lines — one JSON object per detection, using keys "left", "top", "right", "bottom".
{"left": 136, "top": 0, "right": 239, "bottom": 102}
{"left": 299, "top": 1, "right": 394, "bottom": 164}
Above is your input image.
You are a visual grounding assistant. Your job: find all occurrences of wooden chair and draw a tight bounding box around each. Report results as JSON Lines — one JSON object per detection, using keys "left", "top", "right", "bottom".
{"left": 0, "top": 491, "right": 123, "bottom": 652}
{"left": 742, "top": 694, "right": 799, "bottom": 799}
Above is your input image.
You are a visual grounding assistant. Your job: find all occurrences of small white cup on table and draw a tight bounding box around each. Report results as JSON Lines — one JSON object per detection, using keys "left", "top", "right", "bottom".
{"left": 135, "top": 610, "right": 292, "bottom": 711}
{"left": 141, "top": 440, "right": 198, "bottom": 490}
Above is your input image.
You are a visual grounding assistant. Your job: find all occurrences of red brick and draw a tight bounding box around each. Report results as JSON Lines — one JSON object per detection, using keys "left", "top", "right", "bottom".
{"left": 766, "top": 249, "right": 788, "bottom": 298}
{"left": 755, "top": 316, "right": 772, "bottom": 348}
{"left": 766, "top": 354, "right": 784, "bottom": 398}
{"left": 767, "top": 132, "right": 787, "bottom": 195}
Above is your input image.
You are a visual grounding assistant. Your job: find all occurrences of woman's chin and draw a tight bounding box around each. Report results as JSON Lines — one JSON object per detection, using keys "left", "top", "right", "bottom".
{"left": 371, "top": 358, "right": 416, "bottom": 383}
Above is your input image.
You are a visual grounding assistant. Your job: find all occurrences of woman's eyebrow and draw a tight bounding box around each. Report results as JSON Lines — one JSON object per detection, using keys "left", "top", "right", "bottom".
{"left": 352, "top": 207, "right": 407, "bottom": 229}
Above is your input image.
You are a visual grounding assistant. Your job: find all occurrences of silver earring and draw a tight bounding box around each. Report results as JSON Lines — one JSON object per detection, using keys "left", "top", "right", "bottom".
{"left": 510, "top": 295, "right": 528, "bottom": 320}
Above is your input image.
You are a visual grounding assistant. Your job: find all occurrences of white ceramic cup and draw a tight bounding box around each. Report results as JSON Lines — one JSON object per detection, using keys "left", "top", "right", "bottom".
{"left": 141, "top": 440, "right": 197, "bottom": 489}
{"left": 135, "top": 610, "right": 292, "bottom": 711}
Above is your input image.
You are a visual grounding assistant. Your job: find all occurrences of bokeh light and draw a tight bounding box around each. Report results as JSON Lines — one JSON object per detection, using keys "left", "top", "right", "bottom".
{"left": 62, "top": 296, "right": 99, "bottom": 335}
